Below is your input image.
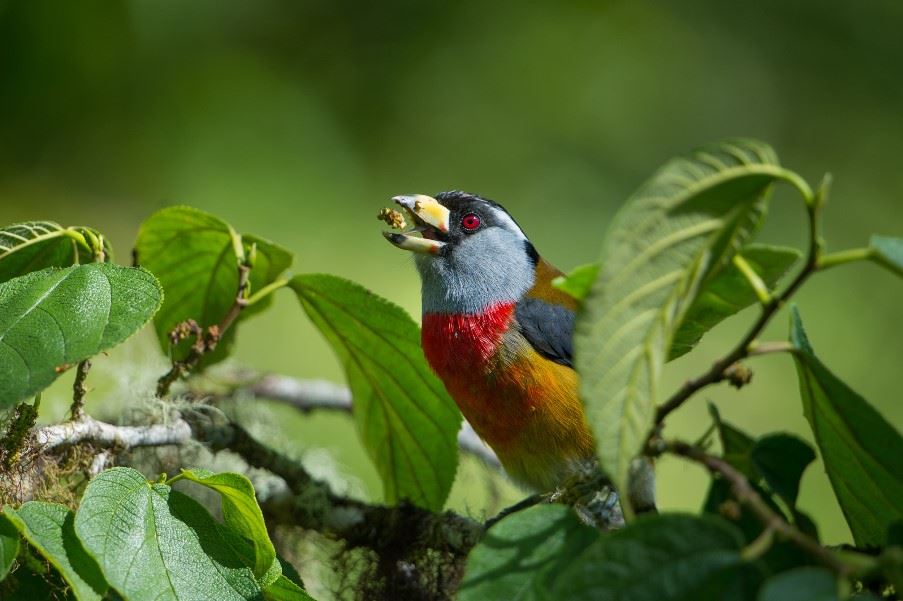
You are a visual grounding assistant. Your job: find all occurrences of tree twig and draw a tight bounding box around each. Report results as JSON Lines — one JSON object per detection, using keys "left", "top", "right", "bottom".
{"left": 156, "top": 263, "right": 251, "bottom": 397}
{"left": 484, "top": 494, "right": 546, "bottom": 530}
{"left": 667, "top": 439, "right": 855, "bottom": 576}
{"left": 70, "top": 359, "right": 92, "bottom": 421}
{"left": 35, "top": 416, "right": 193, "bottom": 450}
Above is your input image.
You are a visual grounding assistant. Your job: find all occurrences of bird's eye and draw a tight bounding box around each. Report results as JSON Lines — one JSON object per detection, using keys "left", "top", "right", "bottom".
{"left": 461, "top": 213, "right": 481, "bottom": 232}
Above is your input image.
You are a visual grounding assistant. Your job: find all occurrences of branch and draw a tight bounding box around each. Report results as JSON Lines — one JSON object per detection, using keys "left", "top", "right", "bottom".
{"left": 33, "top": 408, "right": 484, "bottom": 557}
{"left": 212, "top": 371, "right": 502, "bottom": 470}
{"left": 35, "top": 416, "right": 193, "bottom": 450}
{"left": 667, "top": 440, "right": 855, "bottom": 576}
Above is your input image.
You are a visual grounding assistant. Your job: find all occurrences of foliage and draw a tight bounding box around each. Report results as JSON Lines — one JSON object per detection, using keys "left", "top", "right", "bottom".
{"left": 573, "top": 139, "right": 791, "bottom": 499}
{"left": 0, "top": 139, "right": 901, "bottom": 600}
{"left": 0, "top": 263, "right": 162, "bottom": 408}
{"left": 291, "top": 274, "right": 460, "bottom": 511}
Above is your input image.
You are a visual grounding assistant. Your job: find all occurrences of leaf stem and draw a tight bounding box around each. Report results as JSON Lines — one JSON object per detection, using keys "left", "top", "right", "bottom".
{"left": 63, "top": 228, "right": 92, "bottom": 254}
{"left": 164, "top": 473, "right": 185, "bottom": 486}
{"left": 740, "top": 525, "right": 775, "bottom": 561}
{"left": 244, "top": 279, "right": 289, "bottom": 307}
{"left": 776, "top": 168, "right": 815, "bottom": 205}
{"left": 817, "top": 247, "right": 873, "bottom": 271}
{"left": 732, "top": 254, "right": 772, "bottom": 305}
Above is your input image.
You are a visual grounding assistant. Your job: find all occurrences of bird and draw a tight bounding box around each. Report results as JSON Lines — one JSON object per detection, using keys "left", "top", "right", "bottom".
{"left": 382, "top": 191, "right": 654, "bottom": 514}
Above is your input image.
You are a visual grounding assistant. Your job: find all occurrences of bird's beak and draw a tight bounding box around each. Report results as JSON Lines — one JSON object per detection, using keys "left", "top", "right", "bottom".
{"left": 382, "top": 194, "right": 450, "bottom": 254}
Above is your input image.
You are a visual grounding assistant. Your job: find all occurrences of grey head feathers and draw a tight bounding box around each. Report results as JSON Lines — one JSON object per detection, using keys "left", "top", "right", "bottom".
{"left": 414, "top": 192, "right": 537, "bottom": 314}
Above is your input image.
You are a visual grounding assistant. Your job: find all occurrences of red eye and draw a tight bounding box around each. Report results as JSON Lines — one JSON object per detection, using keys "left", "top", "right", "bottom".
{"left": 461, "top": 213, "right": 481, "bottom": 231}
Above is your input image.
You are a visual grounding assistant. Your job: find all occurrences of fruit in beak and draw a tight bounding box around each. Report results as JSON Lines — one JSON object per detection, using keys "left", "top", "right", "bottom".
{"left": 381, "top": 194, "right": 451, "bottom": 254}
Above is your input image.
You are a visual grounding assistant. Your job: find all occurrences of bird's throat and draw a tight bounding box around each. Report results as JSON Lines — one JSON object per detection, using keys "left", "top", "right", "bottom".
{"left": 421, "top": 303, "right": 516, "bottom": 376}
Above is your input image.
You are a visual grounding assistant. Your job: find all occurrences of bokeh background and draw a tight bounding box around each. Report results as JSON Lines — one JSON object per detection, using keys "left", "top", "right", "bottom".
{"left": 2, "top": 0, "right": 901, "bottom": 593}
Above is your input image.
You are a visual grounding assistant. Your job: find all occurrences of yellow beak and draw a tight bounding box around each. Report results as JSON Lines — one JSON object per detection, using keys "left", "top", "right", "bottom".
{"left": 382, "top": 194, "right": 451, "bottom": 254}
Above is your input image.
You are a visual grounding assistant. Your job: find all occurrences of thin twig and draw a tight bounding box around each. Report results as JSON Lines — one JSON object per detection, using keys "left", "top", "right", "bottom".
{"left": 156, "top": 263, "right": 251, "bottom": 397}
{"left": 747, "top": 341, "right": 794, "bottom": 357}
{"left": 668, "top": 440, "right": 854, "bottom": 576}
{"left": 484, "top": 493, "right": 546, "bottom": 530}
{"left": 70, "top": 359, "right": 92, "bottom": 421}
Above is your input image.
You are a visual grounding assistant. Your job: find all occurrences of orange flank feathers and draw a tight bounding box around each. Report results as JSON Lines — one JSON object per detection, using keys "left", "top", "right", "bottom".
{"left": 527, "top": 259, "right": 579, "bottom": 311}
{"left": 422, "top": 297, "right": 594, "bottom": 492}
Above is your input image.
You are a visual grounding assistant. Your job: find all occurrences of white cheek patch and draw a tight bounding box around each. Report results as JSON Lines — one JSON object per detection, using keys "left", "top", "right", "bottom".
{"left": 488, "top": 207, "right": 527, "bottom": 241}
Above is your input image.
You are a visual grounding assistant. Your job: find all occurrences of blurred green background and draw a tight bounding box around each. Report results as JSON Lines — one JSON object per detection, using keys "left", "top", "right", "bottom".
{"left": 2, "top": 0, "right": 901, "bottom": 570}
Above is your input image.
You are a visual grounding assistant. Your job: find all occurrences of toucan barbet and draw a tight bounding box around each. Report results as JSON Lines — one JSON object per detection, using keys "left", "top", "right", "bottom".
{"left": 383, "top": 191, "right": 658, "bottom": 512}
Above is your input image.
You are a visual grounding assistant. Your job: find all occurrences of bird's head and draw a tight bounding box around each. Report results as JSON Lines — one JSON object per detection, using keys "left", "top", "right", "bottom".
{"left": 383, "top": 191, "right": 539, "bottom": 314}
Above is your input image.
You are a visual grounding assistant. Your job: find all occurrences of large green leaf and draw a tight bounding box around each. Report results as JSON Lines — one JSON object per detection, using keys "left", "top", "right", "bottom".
{"left": 869, "top": 235, "right": 903, "bottom": 277}
{"left": 0, "top": 221, "right": 112, "bottom": 284}
{"left": 554, "top": 514, "right": 755, "bottom": 600}
{"left": 290, "top": 274, "right": 461, "bottom": 511}
{"left": 0, "top": 264, "right": 163, "bottom": 408}
{"left": 757, "top": 567, "right": 838, "bottom": 601}
{"left": 750, "top": 433, "right": 815, "bottom": 509}
{"left": 670, "top": 244, "right": 801, "bottom": 359}
{"left": 461, "top": 506, "right": 754, "bottom": 600}
{"left": 553, "top": 245, "right": 800, "bottom": 361}
{"left": 0, "top": 514, "right": 19, "bottom": 581}
{"left": 179, "top": 469, "right": 276, "bottom": 582}
{"left": 74, "top": 467, "right": 262, "bottom": 600}
{"left": 575, "top": 139, "right": 786, "bottom": 495}
{"left": 3, "top": 502, "right": 108, "bottom": 601}
{"left": 133, "top": 205, "right": 292, "bottom": 366}
{"left": 458, "top": 504, "right": 598, "bottom": 601}
{"left": 790, "top": 307, "right": 903, "bottom": 547}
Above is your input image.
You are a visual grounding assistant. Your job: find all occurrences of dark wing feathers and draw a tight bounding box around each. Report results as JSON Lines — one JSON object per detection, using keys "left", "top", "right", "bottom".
{"left": 514, "top": 297, "right": 575, "bottom": 368}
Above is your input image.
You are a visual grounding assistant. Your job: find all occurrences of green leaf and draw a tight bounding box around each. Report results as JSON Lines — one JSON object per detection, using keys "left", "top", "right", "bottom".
{"left": 461, "top": 506, "right": 755, "bottom": 600}
{"left": 869, "top": 235, "right": 903, "bottom": 277}
{"left": 670, "top": 244, "right": 801, "bottom": 359}
{"left": 0, "top": 264, "right": 163, "bottom": 408}
{"left": 75, "top": 467, "right": 262, "bottom": 600}
{"left": 458, "top": 504, "right": 598, "bottom": 601}
{"left": 134, "top": 205, "right": 292, "bottom": 366}
{"left": 263, "top": 575, "right": 317, "bottom": 601}
{"left": 0, "top": 221, "right": 112, "bottom": 284}
{"left": 790, "top": 307, "right": 903, "bottom": 547}
{"left": 553, "top": 514, "right": 755, "bottom": 600}
{"left": 290, "top": 274, "right": 461, "bottom": 511}
{"left": 757, "top": 567, "right": 838, "bottom": 601}
{"left": 576, "top": 139, "right": 787, "bottom": 495}
{"left": 3, "top": 502, "right": 108, "bottom": 601}
{"left": 179, "top": 468, "right": 276, "bottom": 581}
{"left": 550, "top": 262, "right": 601, "bottom": 301}
{"left": 751, "top": 434, "right": 815, "bottom": 509}
{"left": 708, "top": 402, "right": 758, "bottom": 478}
{"left": 554, "top": 246, "right": 800, "bottom": 361}
{"left": 0, "top": 514, "right": 20, "bottom": 581}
